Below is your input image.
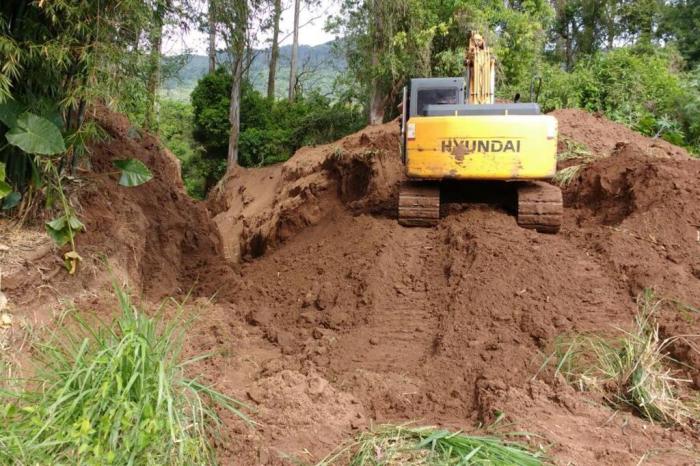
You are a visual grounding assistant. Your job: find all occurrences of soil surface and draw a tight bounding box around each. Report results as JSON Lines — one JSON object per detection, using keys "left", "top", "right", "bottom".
{"left": 2, "top": 108, "right": 700, "bottom": 465}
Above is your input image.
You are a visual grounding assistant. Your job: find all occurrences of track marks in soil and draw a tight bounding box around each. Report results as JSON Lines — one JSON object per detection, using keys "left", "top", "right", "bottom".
{"left": 329, "top": 227, "right": 443, "bottom": 375}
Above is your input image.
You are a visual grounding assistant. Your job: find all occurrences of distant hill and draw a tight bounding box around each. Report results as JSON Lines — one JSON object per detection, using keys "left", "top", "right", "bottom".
{"left": 162, "top": 41, "right": 345, "bottom": 101}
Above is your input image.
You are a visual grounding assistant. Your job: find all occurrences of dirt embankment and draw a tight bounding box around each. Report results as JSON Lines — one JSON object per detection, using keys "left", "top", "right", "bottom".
{"left": 3, "top": 108, "right": 700, "bottom": 465}
{"left": 190, "top": 109, "right": 699, "bottom": 464}
{"left": 207, "top": 121, "right": 403, "bottom": 262}
{"left": 552, "top": 108, "right": 691, "bottom": 159}
{"left": 2, "top": 108, "right": 235, "bottom": 310}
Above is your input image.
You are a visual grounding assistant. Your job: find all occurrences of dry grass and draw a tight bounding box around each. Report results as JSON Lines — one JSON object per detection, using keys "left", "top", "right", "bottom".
{"left": 552, "top": 165, "right": 583, "bottom": 186}
{"left": 553, "top": 289, "right": 699, "bottom": 426}
{"left": 553, "top": 137, "right": 597, "bottom": 186}
{"left": 317, "top": 424, "right": 545, "bottom": 466}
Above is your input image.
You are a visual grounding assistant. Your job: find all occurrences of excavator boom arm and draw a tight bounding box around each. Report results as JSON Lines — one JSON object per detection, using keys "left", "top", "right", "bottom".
{"left": 465, "top": 32, "right": 495, "bottom": 105}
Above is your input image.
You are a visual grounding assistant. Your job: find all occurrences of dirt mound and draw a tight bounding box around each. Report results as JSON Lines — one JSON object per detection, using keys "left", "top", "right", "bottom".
{"left": 2, "top": 108, "right": 234, "bottom": 308}
{"left": 552, "top": 108, "right": 690, "bottom": 159}
{"left": 5, "top": 107, "right": 700, "bottom": 465}
{"left": 73, "top": 108, "right": 237, "bottom": 299}
{"left": 29, "top": 108, "right": 234, "bottom": 300}
{"left": 563, "top": 143, "right": 700, "bottom": 331}
{"left": 196, "top": 108, "right": 700, "bottom": 464}
{"left": 566, "top": 142, "right": 700, "bottom": 227}
{"left": 208, "top": 120, "right": 403, "bottom": 262}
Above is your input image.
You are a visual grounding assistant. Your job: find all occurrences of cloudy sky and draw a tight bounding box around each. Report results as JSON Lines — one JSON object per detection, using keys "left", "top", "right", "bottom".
{"left": 163, "top": 0, "right": 341, "bottom": 56}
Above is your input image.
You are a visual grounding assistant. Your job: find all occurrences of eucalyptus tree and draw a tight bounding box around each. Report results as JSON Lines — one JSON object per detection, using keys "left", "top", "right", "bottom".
{"left": 209, "top": 0, "right": 218, "bottom": 72}
{"left": 268, "top": 0, "right": 284, "bottom": 99}
{"left": 217, "top": 0, "right": 263, "bottom": 166}
{"left": 288, "top": 0, "right": 302, "bottom": 101}
{"left": 330, "top": 0, "right": 553, "bottom": 122}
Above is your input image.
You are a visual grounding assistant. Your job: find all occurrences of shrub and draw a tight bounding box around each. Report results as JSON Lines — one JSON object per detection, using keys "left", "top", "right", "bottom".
{"left": 190, "top": 70, "right": 365, "bottom": 176}
{"left": 537, "top": 47, "right": 700, "bottom": 153}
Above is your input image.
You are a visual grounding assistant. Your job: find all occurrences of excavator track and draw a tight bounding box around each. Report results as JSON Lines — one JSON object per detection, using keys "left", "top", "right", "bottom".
{"left": 516, "top": 181, "right": 563, "bottom": 234}
{"left": 398, "top": 182, "right": 440, "bottom": 227}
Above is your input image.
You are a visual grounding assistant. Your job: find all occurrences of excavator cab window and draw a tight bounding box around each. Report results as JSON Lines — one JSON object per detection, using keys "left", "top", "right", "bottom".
{"left": 416, "top": 88, "right": 459, "bottom": 116}
{"left": 407, "top": 78, "right": 465, "bottom": 117}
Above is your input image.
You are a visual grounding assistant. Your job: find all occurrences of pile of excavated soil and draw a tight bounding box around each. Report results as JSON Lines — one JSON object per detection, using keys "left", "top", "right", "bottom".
{"left": 4, "top": 108, "right": 700, "bottom": 465}
{"left": 2, "top": 108, "right": 236, "bottom": 311}
{"left": 79, "top": 108, "right": 236, "bottom": 299}
{"left": 208, "top": 121, "right": 403, "bottom": 262}
{"left": 552, "top": 108, "right": 690, "bottom": 159}
{"left": 198, "top": 108, "right": 700, "bottom": 464}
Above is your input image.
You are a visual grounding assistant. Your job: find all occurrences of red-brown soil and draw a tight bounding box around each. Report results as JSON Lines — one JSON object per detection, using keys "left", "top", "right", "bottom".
{"left": 552, "top": 108, "right": 691, "bottom": 159}
{"left": 3, "top": 108, "right": 700, "bottom": 465}
{"left": 2, "top": 108, "right": 235, "bottom": 309}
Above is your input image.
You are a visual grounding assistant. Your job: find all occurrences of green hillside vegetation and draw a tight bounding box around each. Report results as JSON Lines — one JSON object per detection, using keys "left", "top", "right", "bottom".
{"left": 170, "top": 69, "right": 364, "bottom": 198}
{"left": 162, "top": 42, "right": 343, "bottom": 101}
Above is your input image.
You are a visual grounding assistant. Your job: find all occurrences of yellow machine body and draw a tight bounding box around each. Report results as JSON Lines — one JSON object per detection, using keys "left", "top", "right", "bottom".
{"left": 397, "top": 31, "right": 563, "bottom": 232}
{"left": 405, "top": 114, "right": 558, "bottom": 180}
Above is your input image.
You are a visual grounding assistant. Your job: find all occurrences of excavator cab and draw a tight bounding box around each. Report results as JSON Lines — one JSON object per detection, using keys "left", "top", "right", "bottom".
{"left": 398, "top": 33, "right": 563, "bottom": 233}
{"left": 409, "top": 78, "right": 465, "bottom": 117}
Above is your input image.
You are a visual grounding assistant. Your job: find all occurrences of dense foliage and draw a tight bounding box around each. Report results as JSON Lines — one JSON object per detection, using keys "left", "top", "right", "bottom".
{"left": 0, "top": 0, "right": 158, "bottom": 262}
{"left": 538, "top": 47, "right": 700, "bottom": 148}
{"left": 186, "top": 68, "right": 364, "bottom": 195}
{"left": 327, "top": 0, "right": 700, "bottom": 153}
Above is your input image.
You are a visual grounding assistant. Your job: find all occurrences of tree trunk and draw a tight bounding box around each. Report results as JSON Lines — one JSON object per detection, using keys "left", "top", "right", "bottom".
{"left": 208, "top": 0, "right": 217, "bottom": 73}
{"left": 267, "top": 0, "right": 282, "bottom": 99}
{"left": 288, "top": 0, "right": 300, "bottom": 101}
{"left": 580, "top": 1, "right": 601, "bottom": 55}
{"left": 368, "top": 0, "right": 385, "bottom": 125}
{"left": 368, "top": 54, "right": 384, "bottom": 125}
{"left": 227, "top": 0, "right": 249, "bottom": 168}
{"left": 145, "top": 17, "right": 163, "bottom": 132}
{"left": 228, "top": 55, "right": 243, "bottom": 166}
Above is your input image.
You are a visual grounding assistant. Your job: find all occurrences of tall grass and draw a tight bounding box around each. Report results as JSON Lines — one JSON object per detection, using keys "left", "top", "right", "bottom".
{"left": 318, "top": 424, "right": 545, "bottom": 466}
{"left": 0, "top": 285, "right": 251, "bottom": 465}
{"left": 553, "top": 289, "right": 698, "bottom": 426}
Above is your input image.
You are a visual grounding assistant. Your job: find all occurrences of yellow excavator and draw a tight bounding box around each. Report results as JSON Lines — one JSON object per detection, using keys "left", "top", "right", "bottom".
{"left": 399, "top": 32, "right": 562, "bottom": 233}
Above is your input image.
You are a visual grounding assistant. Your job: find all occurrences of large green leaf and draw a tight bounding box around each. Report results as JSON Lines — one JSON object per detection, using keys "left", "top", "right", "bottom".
{"left": 6, "top": 112, "right": 66, "bottom": 155}
{"left": 0, "top": 180, "right": 10, "bottom": 199}
{"left": 2, "top": 191, "right": 21, "bottom": 209}
{"left": 0, "top": 162, "right": 10, "bottom": 199}
{"left": 113, "top": 159, "right": 153, "bottom": 187}
{"left": 0, "top": 99, "right": 22, "bottom": 128}
{"left": 45, "top": 214, "right": 84, "bottom": 247}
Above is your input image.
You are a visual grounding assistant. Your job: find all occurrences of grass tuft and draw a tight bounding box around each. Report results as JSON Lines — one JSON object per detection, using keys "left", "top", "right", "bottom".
{"left": 317, "top": 424, "right": 545, "bottom": 466}
{"left": 557, "top": 137, "right": 592, "bottom": 162}
{"left": 0, "top": 284, "right": 251, "bottom": 465}
{"left": 552, "top": 165, "right": 583, "bottom": 186}
{"left": 553, "top": 289, "right": 699, "bottom": 426}
{"left": 554, "top": 137, "right": 597, "bottom": 186}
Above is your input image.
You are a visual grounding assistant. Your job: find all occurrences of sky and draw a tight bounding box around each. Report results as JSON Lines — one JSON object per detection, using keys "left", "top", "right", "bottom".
{"left": 162, "top": 0, "right": 341, "bottom": 56}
